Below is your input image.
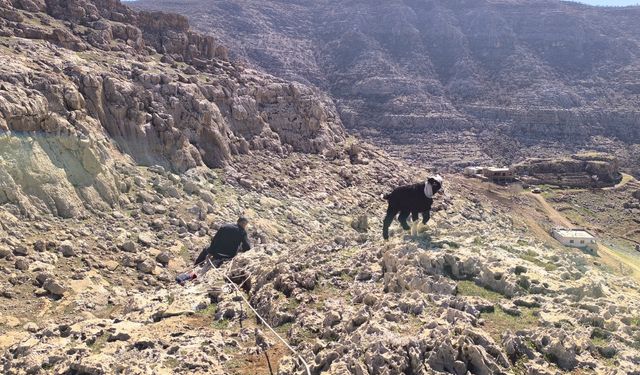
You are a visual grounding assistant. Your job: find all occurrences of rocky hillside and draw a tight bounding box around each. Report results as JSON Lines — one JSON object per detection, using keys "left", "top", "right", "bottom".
{"left": 2, "top": 151, "right": 640, "bottom": 374}
{"left": 132, "top": 0, "right": 640, "bottom": 174}
{"left": 2, "top": 1, "right": 640, "bottom": 375}
{"left": 0, "top": 0, "right": 343, "bottom": 218}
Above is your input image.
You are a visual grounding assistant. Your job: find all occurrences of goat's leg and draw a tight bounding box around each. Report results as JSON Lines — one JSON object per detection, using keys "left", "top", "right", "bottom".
{"left": 382, "top": 207, "right": 399, "bottom": 240}
{"left": 398, "top": 210, "right": 411, "bottom": 231}
{"left": 411, "top": 211, "right": 420, "bottom": 236}
{"left": 422, "top": 210, "right": 431, "bottom": 225}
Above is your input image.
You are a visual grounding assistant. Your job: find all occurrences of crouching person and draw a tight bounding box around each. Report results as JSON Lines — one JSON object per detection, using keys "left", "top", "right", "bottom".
{"left": 195, "top": 217, "right": 252, "bottom": 267}
{"left": 177, "top": 217, "right": 252, "bottom": 286}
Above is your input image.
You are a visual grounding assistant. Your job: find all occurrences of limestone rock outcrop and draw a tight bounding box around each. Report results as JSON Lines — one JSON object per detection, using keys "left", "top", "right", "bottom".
{"left": 0, "top": 0, "right": 343, "bottom": 217}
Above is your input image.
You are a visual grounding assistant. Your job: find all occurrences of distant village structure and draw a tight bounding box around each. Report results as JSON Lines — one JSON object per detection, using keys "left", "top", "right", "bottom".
{"left": 483, "top": 167, "right": 516, "bottom": 183}
{"left": 463, "top": 166, "right": 516, "bottom": 183}
{"left": 551, "top": 228, "right": 598, "bottom": 252}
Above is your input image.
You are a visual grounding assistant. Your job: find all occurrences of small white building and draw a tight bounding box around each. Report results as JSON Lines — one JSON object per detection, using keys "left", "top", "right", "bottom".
{"left": 551, "top": 228, "right": 597, "bottom": 249}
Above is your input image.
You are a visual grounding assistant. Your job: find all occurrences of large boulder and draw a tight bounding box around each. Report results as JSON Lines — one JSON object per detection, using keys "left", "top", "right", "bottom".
{"left": 43, "top": 279, "right": 66, "bottom": 296}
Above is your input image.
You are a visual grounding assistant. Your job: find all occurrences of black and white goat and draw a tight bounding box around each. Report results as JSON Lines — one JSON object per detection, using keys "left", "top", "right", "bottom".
{"left": 381, "top": 176, "right": 443, "bottom": 240}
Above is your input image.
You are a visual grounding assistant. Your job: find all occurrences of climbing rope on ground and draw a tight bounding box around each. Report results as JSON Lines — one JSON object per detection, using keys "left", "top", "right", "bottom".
{"left": 207, "top": 257, "right": 312, "bottom": 375}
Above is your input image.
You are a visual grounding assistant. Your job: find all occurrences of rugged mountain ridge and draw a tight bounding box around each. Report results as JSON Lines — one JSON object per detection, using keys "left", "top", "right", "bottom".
{"left": 132, "top": 0, "right": 640, "bottom": 174}
{"left": 0, "top": 0, "right": 343, "bottom": 218}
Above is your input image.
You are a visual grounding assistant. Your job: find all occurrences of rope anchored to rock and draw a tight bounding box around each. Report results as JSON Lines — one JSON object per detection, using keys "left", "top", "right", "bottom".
{"left": 207, "top": 258, "right": 312, "bottom": 375}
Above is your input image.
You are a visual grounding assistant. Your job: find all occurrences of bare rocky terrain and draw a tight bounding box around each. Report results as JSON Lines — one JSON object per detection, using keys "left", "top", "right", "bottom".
{"left": 132, "top": 0, "right": 640, "bottom": 176}
{"left": 1, "top": 1, "right": 640, "bottom": 375}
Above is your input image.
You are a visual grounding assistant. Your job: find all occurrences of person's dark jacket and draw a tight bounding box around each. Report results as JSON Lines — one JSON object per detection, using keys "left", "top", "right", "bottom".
{"left": 194, "top": 224, "right": 251, "bottom": 265}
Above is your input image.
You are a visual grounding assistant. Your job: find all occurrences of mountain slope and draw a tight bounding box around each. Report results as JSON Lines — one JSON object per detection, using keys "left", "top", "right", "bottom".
{"left": 132, "top": 0, "right": 640, "bottom": 174}
{"left": 1, "top": 1, "right": 640, "bottom": 375}
{"left": 0, "top": 0, "right": 343, "bottom": 218}
{"left": 3, "top": 156, "right": 640, "bottom": 374}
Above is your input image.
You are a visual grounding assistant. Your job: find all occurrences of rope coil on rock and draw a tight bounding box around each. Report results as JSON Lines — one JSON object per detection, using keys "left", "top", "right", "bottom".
{"left": 207, "top": 258, "right": 312, "bottom": 375}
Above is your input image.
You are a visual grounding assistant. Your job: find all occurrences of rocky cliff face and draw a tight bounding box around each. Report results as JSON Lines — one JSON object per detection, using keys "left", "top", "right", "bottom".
{"left": 132, "top": 0, "right": 640, "bottom": 175}
{"left": 0, "top": 0, "right": 343, "bottom": 218}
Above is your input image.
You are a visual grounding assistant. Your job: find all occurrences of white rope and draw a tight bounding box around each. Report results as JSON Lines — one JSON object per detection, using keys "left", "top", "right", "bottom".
{"left": 207, "top": 258, "right": 312, "bottom": 375}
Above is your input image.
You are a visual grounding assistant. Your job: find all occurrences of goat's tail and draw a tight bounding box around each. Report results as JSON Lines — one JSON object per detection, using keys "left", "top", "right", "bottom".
{"left": 380, "top": 193, "right": 390, "bottom": 200}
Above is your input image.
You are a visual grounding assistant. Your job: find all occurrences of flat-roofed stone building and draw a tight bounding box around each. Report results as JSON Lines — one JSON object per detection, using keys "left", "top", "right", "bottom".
{"left": 552, "top": 228, "right": 597, "bottom": 251}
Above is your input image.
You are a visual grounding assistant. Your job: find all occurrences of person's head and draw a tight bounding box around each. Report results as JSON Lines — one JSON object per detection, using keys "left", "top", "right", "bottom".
{"left": 237, "top": 217, "right": 249, "bottom": 229}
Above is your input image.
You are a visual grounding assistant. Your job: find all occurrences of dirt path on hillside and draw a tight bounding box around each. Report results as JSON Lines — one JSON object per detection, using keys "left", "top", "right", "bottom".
{"left": 604, "top": 173, "right": 636, "bottom": 191}
{"left": 525, "top": 192, "right": 573, "bottom": 227}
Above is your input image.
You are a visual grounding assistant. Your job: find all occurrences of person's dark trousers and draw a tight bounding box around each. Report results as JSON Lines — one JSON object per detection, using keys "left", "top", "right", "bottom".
{"left": 194, "top": 248, "right": 210, "bottom": 265}
{"left": 194, "top": 248, "right": 229, "bottom": 267}
{"left": 210, "top": 258, "right": 225, "bottom": 268}
{"left": 193, "top": 248, "right": 231, "bottom": 268}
